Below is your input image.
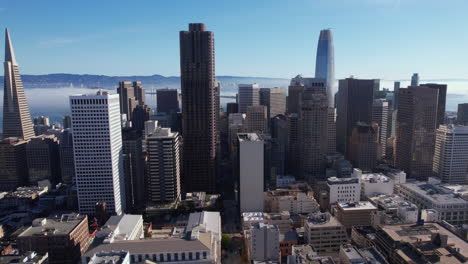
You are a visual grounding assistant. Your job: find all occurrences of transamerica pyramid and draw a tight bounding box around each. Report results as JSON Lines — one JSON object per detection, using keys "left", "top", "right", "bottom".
{"left": 3, "top": 28, "right": 34, "bottom": 140}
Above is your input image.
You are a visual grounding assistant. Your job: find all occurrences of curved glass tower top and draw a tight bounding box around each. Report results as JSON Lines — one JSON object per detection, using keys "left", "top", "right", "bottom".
{"left": 315, "top": 29, "right": 335, "bottom": 107}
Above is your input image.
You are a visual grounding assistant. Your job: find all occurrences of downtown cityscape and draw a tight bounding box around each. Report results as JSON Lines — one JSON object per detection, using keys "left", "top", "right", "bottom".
{"left": 0, "top": 1, "right": 468, "bottom": 264}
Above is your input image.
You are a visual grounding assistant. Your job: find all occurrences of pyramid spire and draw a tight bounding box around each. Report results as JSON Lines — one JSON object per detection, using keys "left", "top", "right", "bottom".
{"left": 5, "top": 28, "right": 17, "bottom": 65}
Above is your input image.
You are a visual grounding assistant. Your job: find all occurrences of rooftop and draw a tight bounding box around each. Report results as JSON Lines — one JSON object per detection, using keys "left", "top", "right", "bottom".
{"left": 369, "top": 194, "right": 418, "bottom": 211}
{"left": 338, "top": 201, "right": 377, "bottom": 211}
{"left": 400, "top": 181, "right": 468, "bottom": 205}
{"left": 279, "top": 231, "right": 298, "bottom": 242}
{"left": 19, "top": 213, "right": 86, "bottom": 237}
{"left": 381, "top": 223, "right": 468, "bottom": 260}
{"left": 242, "top": 212, "right": 265, "bottom": 222}
{"left": 361, "top": 173, "right": 390, "bottom": 183}
{"left": 84, "top": 239, "right": 210, "bottom": 257}
{"left": 306, "top": 213, "right": 342, "bottom": 227}
{"left": 88, "top": 251, "right": 129, "bottom": 264}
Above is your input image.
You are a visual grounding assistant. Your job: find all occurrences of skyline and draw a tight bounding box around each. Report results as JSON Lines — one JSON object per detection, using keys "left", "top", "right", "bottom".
{"left": 1, "top": 0, "right": 468, "bottom": 81}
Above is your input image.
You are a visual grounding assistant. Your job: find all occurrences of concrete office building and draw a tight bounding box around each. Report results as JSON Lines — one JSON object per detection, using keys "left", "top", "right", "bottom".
{"left": 335, "top": 202, "right": 377, "bottom": 231}
{"left": 238, "top": 83, "right": 260, "bottom": 113}
{"left": 259, "top": 87, "right": 286, "bottom": 119}
{"left": 265, "top": 190, "right": 320, "bottom": 214}
{"left": 238, "top": 133, "right": 265, "bottom": 213}
{"left": 372, "top": 99, "right": 389, "bottom": 158}
{"left": 246, "top": 105, "right": 268, "bottom": 134}
{"left": 2, "top": 29, "right": 34, "bottom": 141}
{"left": 247, "top": 223, "right": 280, "bottom": 262}
{"left": 433, "top": 125, "right": 468, "bottom": 184}
{"left": 327, "top": 169, "right": 362, "bottom": 205}
{"left": 348, "top": 122, "right": 379, "bottom": 171}
{"left": 180, "top": 23, "right": 219, "bottom": 193}
{"left": 397, "top": 180, "right": 468, "bottom": 225}
{"left": 336, "top": 78, "right": 377, "bottom": 157}
{"left": 0, "top": 137, "right": 28, "bottom": 191}
{"left": 156, "top": 88, "right": 179, "bottom": 113}
{"left": 70, "top": 91, "right": 126, "bottom": 215}
{"left": 288, "top": 114, "right": 301, "bottom": 178}
{"left": 299, "top": 89, "right": 328, "bottom": 180}
{"left": 227, "top": 113, "right": 246, "bottom": 160}
{"left": 457, "top": 103, "right": 468, "bottom": 125}
{"left": 145, "top": 127, "right": 181, "bottom": 204}
{"left": 304, "top": 213, "right": 348, "bottom": 255}
{"left": 60, "top": 129, "right": 75, "bottom": 184}
{"left": 360, "top": 172, "right": 394, "bottom": 198}
{"left": 26, "top": 135, "right": 61, "bottom": 185}
{"left": 395, "top": 86, "right": 438, "bottom": 180}
{"left": 84, "top": 211, "right": 221, "bottom": 264}
{"left": 96, "top": 214, "right": 144, "bottom": 243}
{"left": 18, "top": 214, "right": 91, "bottom": 264}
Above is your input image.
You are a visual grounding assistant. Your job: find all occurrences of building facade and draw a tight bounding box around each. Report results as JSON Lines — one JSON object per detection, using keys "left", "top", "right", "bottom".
{"left": 0, "top": 137, "right": 28, "bottom": 191}
{"left": 238, "top": 133, "right": 265, "bottom": 213}
{"left": 433, "top": 125, "right": 468, "bottom": 184}
{"left": 26, "top": 135, "right": 61, "bottom": 185}
{"left": 180, "top": 23, "right": 219, "bottom": 193}
{"left": 246, "top": 105, "right": 268, "bottom": 134}
{"left": 395, "top": 86, "right": 438, "bottom": 180}
{"left": 238, "top": 83, "right": 260, "bottom": 113}
{"left": 156, "top": 88, "right": 179, "bottom": 113}
{"left": 70, "top": 91, "right": 125, "bottom": 215}
{"left": 146, "top": 127, "right": 181, "bottom": 204}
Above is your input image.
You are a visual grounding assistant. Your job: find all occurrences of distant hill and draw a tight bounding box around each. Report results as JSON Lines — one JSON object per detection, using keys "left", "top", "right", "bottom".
{"left": 0, "top": 74, "right": 290, "bottom": 91}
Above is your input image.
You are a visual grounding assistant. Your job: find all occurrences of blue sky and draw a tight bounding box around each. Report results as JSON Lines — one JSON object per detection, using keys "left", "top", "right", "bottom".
{"left": 1, "top": 0, "right": 468, "bottom": 81}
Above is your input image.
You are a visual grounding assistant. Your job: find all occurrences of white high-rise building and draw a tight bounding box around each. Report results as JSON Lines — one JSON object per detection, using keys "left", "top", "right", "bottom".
{"left": 433, "top": 125, "right": 468, "bottom": 184}
{"left": 238, "top": 83, "right": 260, "bottom": 113}
{"left": 70, "top": 91, "right": 125, "bottom": 215}
{"left": 238, "top": 133, "right": 264, "bottom": 213}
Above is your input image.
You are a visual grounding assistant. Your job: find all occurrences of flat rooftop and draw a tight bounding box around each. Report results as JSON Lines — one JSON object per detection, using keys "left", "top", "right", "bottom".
{"left": 361, "top": 173, "right": 390, "bottom": 183}
{"left": 338, "top": 201, "right": 377, "bottom": 211}
{"left": 306, "top": 213, "right": 343, "bottom": 227}
{"left": 381, "top": 223, "right": 468, "bottom": 260}
{"left": 84, "top": 239, "right": 210, "bottom": 257}
{"left": 19, "top": 213, "right": 86, "bottom": 237}
{"left": 401, "top": 181, "right": 468, "bottom": 205}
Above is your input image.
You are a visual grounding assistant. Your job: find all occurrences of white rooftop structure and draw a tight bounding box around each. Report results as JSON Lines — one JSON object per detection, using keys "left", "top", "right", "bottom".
{"left": 88, "top": 251, "right": 130, "bottom": 264}
{"left": 337, "top": 201, "right": 377, "bottom": 211}
{"left": 97, "top": 214, "right": 144, "bottom": 243}
{"left": 187, "top": 211, "right": 221, "bottom": 241}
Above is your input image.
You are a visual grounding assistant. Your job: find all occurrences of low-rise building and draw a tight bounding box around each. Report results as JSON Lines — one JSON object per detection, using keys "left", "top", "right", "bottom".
{"left": 396, "top": 180, "right": 468, "bottom": 225}
{"left": 287, "top": 245, "right": 335, "bottom": 264}
{"left": 335, "top": 202, "right": 377, "bottom": 231}
{"left": 264, "top": 189, "right": 319, "bottom": 214}
{"left": 339, "top": 244, "right": 388, "bottom": 264}
{"left": 96, "top": 214, "right": 144, "bottom": 243}
{"left": 86, "top": 251, "right": 130, "bottom": 264}
{"left": 360, "top": 172, "right": 394, "bottom": 198}
{"left": 17, "top": 213, "right": 91, "bottom": 264}
{"left": 374, "top": 223, "right": 468, "bottom": 264}
{"left": 304, "top": 213, "right": 348, "bottom": 255}
{"left": 327, "top": 169, "right": 361, "bottom": 205}
{"left": 83, "top": 211, "right": 221, "bottom": 264}
{"left": 369, "top": 194, "right": 419, "bottom": 225}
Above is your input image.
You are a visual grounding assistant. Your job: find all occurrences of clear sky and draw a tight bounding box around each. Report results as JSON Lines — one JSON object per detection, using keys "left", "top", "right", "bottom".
{"left": 1, "top": 0, "right": 468, "bottom": 80}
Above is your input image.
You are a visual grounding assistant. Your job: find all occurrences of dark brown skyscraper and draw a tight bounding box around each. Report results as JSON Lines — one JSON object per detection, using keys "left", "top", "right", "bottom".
{"left": 395, "top": 86, "right": 438, "bottom": 180}
{"left": 421, "top": 83, "right": 446, "bottom": 127}
{"left": 3, "top": 29, "right": 34, "bottom": 140}
{"left": 180, "top": 23, "right": 219, "bottom": 193}
{"left": 336, "top": 78, "right": 377, "bottom": 157}
{"left": 348, "top": 122, "right": 379, "bottom": 171}
{"left": 157, "top": 88, "right": 180, "bottom": 113}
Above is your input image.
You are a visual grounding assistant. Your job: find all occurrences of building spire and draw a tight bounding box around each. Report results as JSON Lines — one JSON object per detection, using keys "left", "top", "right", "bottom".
{"left": 5, "top": 28, "right": 17, "bottom": 65}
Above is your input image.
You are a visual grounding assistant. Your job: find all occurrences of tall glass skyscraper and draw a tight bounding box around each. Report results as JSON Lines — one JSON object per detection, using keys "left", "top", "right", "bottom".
{"left": 315, "top": 29, "right": 335, "bottom": 107}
